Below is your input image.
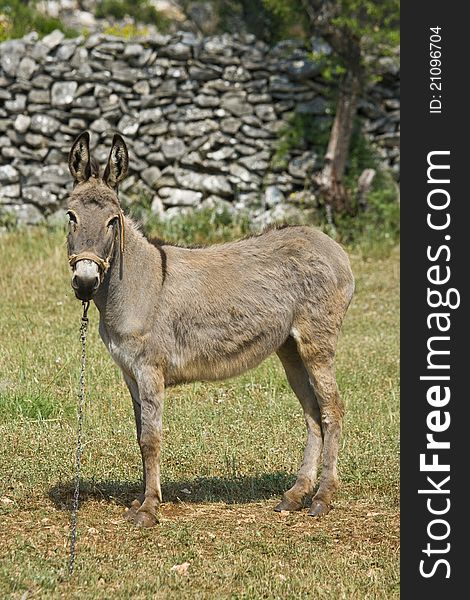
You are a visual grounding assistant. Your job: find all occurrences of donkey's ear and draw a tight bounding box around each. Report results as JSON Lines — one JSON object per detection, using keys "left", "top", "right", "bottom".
{"left": 103, "top": 134, "right": 129, "bottom": 189}
{"left": 68, "top": 131, "right": 92, "bottom": 184}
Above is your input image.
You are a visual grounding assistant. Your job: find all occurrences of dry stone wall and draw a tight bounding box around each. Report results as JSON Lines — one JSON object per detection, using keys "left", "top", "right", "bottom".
{"left": 0, "top": 29, "right": 400, "bottom": 226}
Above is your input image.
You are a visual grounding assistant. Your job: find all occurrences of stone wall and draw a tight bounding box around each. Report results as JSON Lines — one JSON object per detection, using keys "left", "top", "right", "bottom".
{"left": 0, "top": 29, "right": 399, "bottom": 226}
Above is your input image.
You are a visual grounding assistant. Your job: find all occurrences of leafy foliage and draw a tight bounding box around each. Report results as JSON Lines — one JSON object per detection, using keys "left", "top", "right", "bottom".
{"left": 0, "top": 0, "right": 77, "bottom": 40}
{"left": 96, "top": 0, "right": 170, "bottom": 29}
{"left": 102, "top": 22, "right": 151, "bottom": 39}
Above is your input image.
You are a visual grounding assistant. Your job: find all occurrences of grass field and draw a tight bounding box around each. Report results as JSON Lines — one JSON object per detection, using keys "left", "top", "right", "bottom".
{"left": 0, "top": 227, "right": 399, "bottom": 599}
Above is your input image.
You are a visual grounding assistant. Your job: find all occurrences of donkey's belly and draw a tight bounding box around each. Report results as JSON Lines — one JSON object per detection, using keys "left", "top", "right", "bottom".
{"left": 165, "top": 326, "right": 288, "bottom": 385}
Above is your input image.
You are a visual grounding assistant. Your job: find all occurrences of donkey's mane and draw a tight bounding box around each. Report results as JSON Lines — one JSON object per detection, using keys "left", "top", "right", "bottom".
{"left": 146, "top": 223, "right": 292, "bottom": 251}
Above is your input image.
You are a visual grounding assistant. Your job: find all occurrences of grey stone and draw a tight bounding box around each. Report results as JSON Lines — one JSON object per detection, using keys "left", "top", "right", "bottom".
{"left": 140, "top": 122, "right": 169, "bottom": 136}
{"left": 220, "top": 118, "right": 242, "bottom": 134}
{"left": 41, "top": 30, "right": 65, "bottom": 50}
{"left": 22, "top": 186, "right": 58, "bottom": 208}
{"left": 47, "top": 208, "right": 67, "bottom": 227}
{"left": 139, "top": 107, "right": 163, "bottom": 124}
{"left": 288, "top": 152, "right": 318, "bottom": 179}
{"left": 180, "top": 151, "right": 204, "bottom": 168}
{"left": 174, "top": 168, "right": 232, "bottom": 197}
{"left": 5, "top": 94, "right": 27, "bottom": 113}
{"left": 269, "top": 75, "right": 309, "bottom": 94}
{"left": 133, "top": 80, "right": 150, "bottom": 95}
{"left": 229, "top": 164, "right": 252, "bottom": 183}
{"left": 17, "top": 57, "right": 38, "bottom": 80}
{"left": 194, "top": 94, "right": 220, "bottom": 108}
{"left": 284, "top": 59, "right": 322, "bottom": 81}
{"left": 147, "top": 152, "right": 167, "bottom": 167}
{"left": 32, "top": 74, "right": 53, "bottom": 90}
{"left": 30, "top": 114, "right": 60, "bottom": 135}
{"left": 1, "top": 147, "right": 22, "bottom": 159}
{"left": 56, "top": 43, "right": 77, "bottom": 61}
{"left": 161, "top": 138, "right": 187, "bottom": 160}
{"left": 242, "top": 115, "right": 262, "bottom": 128}
{"left": 14, "top": 114, "right": 31, "bottom": 134}
{"left": 236, "top": 144, "right": 257, "bottom": 156}
{"left": 162, "top": 43, "right": 191, "bottom": 60}
{"left": 151, "top": 195, "right": 165, "bottom": 217}
{"left": 0, "top": 183, "right": 20, "bottom": 198}
{"left": 124, "top": 43, "right": 144, "bottom": 57}
{"left": 71, "top": 47, "right": 89, "bottom": 68}
{"left": 188, "top": 65, "right": 220, "bottom": 80}
{"left": 263, "top": 120, "right": 287, "bottom": 135}
{"left": 28, "top": 89, "right": 50, "bottom": 104}
{"left": 207, "top": 147, "right": 235, "bottom": 161}
{"left": 254, "top": 104, "right": 276, "bottom": 121}
{"left": 159, "top": 187, "right": 203, "bottom": 206}
{"left": 44, "top": 148, "right": 67, "bottom": 164}
{"left": 90, "top": 118, "right": 112, "bottom": 133}
{"left": 223, "top": 65, "right": 251, "bottom": 82}
{"left": 0, "top": 165, "right": 19, "bottom": 184}
{"left": 167, "top": 66, "right": 188, "bottom": 80}
{"left": 239, "top": 156, "right": 269, "bottom": 172}
{"left": 0, "top": 40, "right": 25, "bottom": 77}
{"left": 141, "top": 167, "right": 162, "bottom": 189}
{"left": 173, "top": 119, "right": 218, "bottom": 137}
{"left": 254, "top": 204, "right": 304, "bottom": 228}
{"left": 41, "top": 164, "right": 69, "bottom": 184}
{"left": 264, "top": 185, "right": 285, "bottom": 207}
{"left": 221, "top": 94, "right": 253, "bottom": 117}
{"left": 297, "top": 97, "right": 328, "bottom": 115}
{"left": 241, "top": 124, "right": 273, "bottom": 139}
{"left": 199, "top": 196, "right": 235, "bottom": 214}
{"left": 30, "top": 42, "right": 49, "bottom": 62}
{"left": 69, "top": 118, "right": 87, "bottom": 129}
{"left": 247, "top": 93, "right": 271, "bottom": 104}
{"left": 153, "top": 79, "right": 177, "bottom": 97}
{"left": 51, "top": 81, "right": 78, "bottom": 106}
{"left": 118, "top": 115, "right": 140, "bottom": 136}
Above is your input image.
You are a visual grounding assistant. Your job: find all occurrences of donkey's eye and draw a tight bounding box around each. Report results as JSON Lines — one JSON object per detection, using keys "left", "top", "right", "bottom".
{"left": 66, "top": 211, "right": 78, "bottom": 230}
{"left": 107, "top": 216, "right": 118, "bottom": 229}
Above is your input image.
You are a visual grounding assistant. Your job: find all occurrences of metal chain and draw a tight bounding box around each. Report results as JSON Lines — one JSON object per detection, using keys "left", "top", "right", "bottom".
{"left": 68, "top": 300, "right": 90, "bottom": 577}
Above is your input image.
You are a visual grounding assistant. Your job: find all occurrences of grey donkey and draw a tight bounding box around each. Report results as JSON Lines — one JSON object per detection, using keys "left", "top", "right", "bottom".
{"left": 66, "top": 131, "right": 355, "bottom": 527}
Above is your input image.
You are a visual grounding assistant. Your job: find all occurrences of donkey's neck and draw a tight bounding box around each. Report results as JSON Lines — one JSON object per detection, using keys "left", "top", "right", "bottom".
{"left": 93, "top": 217, "right": 162, "bottom": 336}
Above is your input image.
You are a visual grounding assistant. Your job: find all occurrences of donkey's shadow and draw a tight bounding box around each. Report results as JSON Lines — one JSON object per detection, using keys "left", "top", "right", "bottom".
{"left": 48, "top": 472, "right": 297, "bottom": 510}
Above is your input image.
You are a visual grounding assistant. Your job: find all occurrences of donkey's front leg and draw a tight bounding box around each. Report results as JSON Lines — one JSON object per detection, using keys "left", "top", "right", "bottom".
{"left": 128, "top": 365, "right": 164, "bottom": 527}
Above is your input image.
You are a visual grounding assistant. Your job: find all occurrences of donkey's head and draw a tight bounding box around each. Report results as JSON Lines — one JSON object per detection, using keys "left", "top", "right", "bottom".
{"left": 66, "top": 131, "right": 128, "bottom": 301}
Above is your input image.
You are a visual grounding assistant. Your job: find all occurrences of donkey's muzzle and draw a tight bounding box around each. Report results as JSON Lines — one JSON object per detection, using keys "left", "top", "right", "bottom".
{"left": 71, "top": 259, "right": 100, "bottom": 301}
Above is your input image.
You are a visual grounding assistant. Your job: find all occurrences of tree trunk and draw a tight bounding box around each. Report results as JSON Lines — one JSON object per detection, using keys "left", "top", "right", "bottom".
{"left": 316, "top": 70, "right": 361, "bottom": 214}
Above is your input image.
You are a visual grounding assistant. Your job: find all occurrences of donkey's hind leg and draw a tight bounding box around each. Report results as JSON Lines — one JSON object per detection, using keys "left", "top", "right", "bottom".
{"left": 275, "top": 336, "right": 323, "bottom": 512}
{"left": 296, "top": 337, "right": 344, "bottom": 517}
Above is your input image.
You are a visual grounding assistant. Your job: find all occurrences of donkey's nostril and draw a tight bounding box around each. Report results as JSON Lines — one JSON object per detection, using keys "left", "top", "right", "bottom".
{"left": 72, "top": 274, "right": 79, "bottom": 290}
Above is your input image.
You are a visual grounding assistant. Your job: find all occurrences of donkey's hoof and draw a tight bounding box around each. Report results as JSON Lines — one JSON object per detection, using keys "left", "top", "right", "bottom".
{"left": 124, "top": 499, "right": 141, "bottom": 520}
{"left": 274, "top": 496, "right": 303, "bottom": 512}
{"left": 308, "top": 499, "right": 330, "bottom": 518}
{"left": 134, "top": 509, "right": 159, "bottom": 528}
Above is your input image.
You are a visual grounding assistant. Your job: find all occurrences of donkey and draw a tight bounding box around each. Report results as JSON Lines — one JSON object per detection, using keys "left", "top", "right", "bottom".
{"left": 66, "top": 131, "right": 355, "bottom": 527}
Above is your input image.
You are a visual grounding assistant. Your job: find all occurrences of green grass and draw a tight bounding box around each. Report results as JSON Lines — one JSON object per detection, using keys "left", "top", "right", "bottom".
{"left": 0, "top": 227, "right": 399, "bottom": 599}
{"left": 0, "top": 0, "right": 78, "bottom": 41}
